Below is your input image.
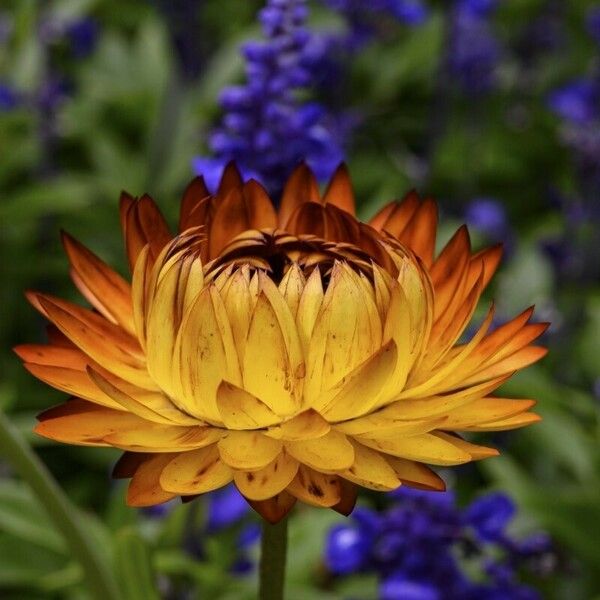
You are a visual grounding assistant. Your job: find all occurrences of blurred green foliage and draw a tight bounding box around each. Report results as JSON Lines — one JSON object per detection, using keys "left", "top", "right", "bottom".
{"left": 0, "top": 0, "right": 599, "bottom": 598}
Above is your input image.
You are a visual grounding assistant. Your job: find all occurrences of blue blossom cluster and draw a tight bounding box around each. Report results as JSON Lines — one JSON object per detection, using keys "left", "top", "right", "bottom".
{"left": 543, "top": 7, "right": 600, "bottom": 283}
{"left": 0, "top": 12, "right": 98, "bottom": 115}
{"left": 448, "top": 0, "right": 502, "bottom": 95}
{"left": 325, "top": 488, "right": 553, "bottom": 600}
{"left": 194, "top": 0, "right": 347, "bottom": 196}
{"left": 321, "top": 0, "right": 429, "bottom": 47}
{"left": 465, "top": 197, "right": 511, "bottom": 245}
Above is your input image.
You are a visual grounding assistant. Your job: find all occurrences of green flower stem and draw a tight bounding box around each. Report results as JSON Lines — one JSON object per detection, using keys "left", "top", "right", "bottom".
{"left": 259, "top": 516, "right": 289, "bottom": 600}
{"left": 0, "top": 410, "right": 121, "bottom": 600}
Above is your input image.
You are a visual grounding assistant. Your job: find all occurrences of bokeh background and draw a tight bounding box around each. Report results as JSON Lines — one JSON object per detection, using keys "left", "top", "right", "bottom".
{"left": 1, "top": 1, "right": 599, "bottom": 598}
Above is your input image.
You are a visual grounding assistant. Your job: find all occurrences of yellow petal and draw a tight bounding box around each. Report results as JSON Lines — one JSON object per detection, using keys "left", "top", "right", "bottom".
{"left": 216, "top": 381, "right": 280, "bottom": 429}
{"left": 105, "top": 425, "right": 224, "bottom": 453}
{"left": 234, "top": 452, "right": 299, "bottom": 500}
{"left": 320, "top": 341, "right": 397, "bottom": 421}
{"left": 295, "top": 266, "right": 324, "bottom": 356}
{"left": 341, "top": 441, "right": 400, "bottom": 491}
{"left": 218, "top": 431, "right": 283, "bottom": 470}
{"left": 287, "top": 466, "right": 341, "bottom": 507}
{"left": 131, "top": 245, "right": 152, "bottom": 349}
{"left": 442, "top": 397, "right": 536, "bottom": 429}
{"left": 37, "top": 296, "right": 154, "bottom": 390}
{"left": 278, "top": 263, "right": 306, "bottom": 318}
{"left": 265, "top": 409, "right": 330, "bottom": 441}
{"left": 87, "top": 367, "right": 199, "bottom": 426}
{"left": 174, "top": 286, "right": 240, "bottom": 422}
{"left": 242, "top": 289, "right": 300, "bottom": 416}
{"left": 285, "top": 430, "right": 354, "bottom": 472}
{"left": 386, "top": 457, "right": 446, "bottom": 491}
{"left": 461, "top": 412, "right": 541, "bottom": 432}
{"left": 23, "top": 363, "right": 123, "bottom": 410}
{"left": 220, "top": 267, "right": 253, "bottom": 363}
{"left": 433, "top": 432, "right": 499, "bottom": 460}
{"left": 340, "top": 374, "right": 510, "bottom": 432}
{"left": 160, "top": 445, "right": 233, "bottom": 494}
{"left": 126, "top": 454, "right": 177, "bottom": 506}
{"left": 145, "top": 257, "right": 186, "bottom": 397}
{"left": 305, "top": 262, "right": 378, "bottom": 405}
{"left": 358, "top": 433, "right": 472, "bottom": 466}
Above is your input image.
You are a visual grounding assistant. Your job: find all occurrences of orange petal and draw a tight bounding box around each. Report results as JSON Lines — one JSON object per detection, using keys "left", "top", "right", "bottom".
{"left": 322, "top": 163, "right": 355, "bottom": 215}
{"left": 332, "top": 480, "right": 358, "bottom": 516}
{"left": 398, "top": 198, "right": 438, "bottom": 267}
{"left": 278, "top": 163, "right": 320, "bottom": 227}
{"left": 112, "top": 452, "right": 149, "bottom": 479}
{"left": 433, "top": 432, "right": 499, "bottom": 460}
{"left": 127, "top": 453, "right": 178, "bottom": 507}
{"left": 248, "top": 491, "right": 296, "bottom": 524}
{"left": 61, "top": 232, "right": 135, "bottom": 335}
{"left": 179, "top": 176, "right": 210, "bottom": 232}
{"left": 23, "top": 363, "right": 122, "bottom": 409}
{"left": 123, "top": 194, "right": 172, "bottom": 270}
{"left": 386, "top": 457, "right": 446, "bottom": 491}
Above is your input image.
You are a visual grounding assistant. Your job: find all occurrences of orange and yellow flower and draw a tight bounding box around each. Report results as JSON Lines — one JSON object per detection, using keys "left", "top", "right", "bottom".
{"left": 16, "top": 164, "right": 547, "bottom": 522}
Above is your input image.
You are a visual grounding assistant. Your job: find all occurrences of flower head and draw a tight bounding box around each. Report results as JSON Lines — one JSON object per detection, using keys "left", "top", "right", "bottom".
{"left": 18, "top": 163, "right": 546, "bottom": 522}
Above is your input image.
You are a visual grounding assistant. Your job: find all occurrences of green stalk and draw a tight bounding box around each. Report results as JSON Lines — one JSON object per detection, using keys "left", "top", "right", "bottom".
{"left": 0, "top": 410, "right": 121, "bottom": 600}
{"left": 259, "top": 517, "right": 289, "bottom": 600}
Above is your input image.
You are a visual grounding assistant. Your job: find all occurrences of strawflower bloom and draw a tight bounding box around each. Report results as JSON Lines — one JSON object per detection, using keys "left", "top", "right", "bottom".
{"left": 18, "top": 163, "right": 547, "bottom": 523}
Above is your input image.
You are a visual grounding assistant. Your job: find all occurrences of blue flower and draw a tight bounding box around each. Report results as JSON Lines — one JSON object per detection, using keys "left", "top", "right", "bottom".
{"left": 206, "top": 484, "right": 250, "bottom": 532}
{"left": 326, "top": 523, "right": 371, "bottom": 574}
{"left": 380, "top": 574, "right": 440, "bottom": 600}
{"left": 0, "top": 82, "right": 20, "bottom": 111}
{"left": 66, "top": 17, "right": 99, "bottom": 58}
{"left": 194, "top": 0, "right": 347, "bottom": 196}
{"left": 547, "top": 79, "right": 600, "bottom": 125}
{"left": 465, "top": 197, "right": 509, "bottom": 242}
{"left": 587, "top": 6, "right": 600, "bottom": 46}
{"left": 456, "top": 0, "right": 498, "bottom": 18}
{"left": 449, "top": 7, "right": 502, "bottom": 95}
{"left": 324, "top": 488, "right": 551, "bottom": 598}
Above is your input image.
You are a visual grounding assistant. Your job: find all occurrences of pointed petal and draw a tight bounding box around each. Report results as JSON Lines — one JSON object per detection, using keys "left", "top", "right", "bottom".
{"left": 113, "top": 452, "right": 148, "bottom": 479}
{"left": 87, "top": 367, "right": 199, "bottom": 426}
{"left": 322, "top": 164, "right": 355, "bottom": 215}
{"left": 433, "top": 432, "right": 499, "bottom": 460}
{"left": 321, "top": 341, "right": 397, "bottom": 421}
{"left": 216, "top": 381, "right": 280, "bottom": 429}
{"left": 179, "top": 176, "right": 209, "bottom": 232}
{"left": 358, "top": 433, "right": 472, "bottom": 466}
{"left": 62, "top": 232, "right": 135, "bottom": 335}
{"left": 278, "top": 163, "right": 320, "bottom": 227}
{"left": 234, "top": 452, "right": 299, "bottom": 500}
{"left": 265, "top": 409, "right": 330, "bottom": 441}
{"left": 248, "top": 491, "right": 296, "bottom": 524}
{"left": 160, "top": 445, "right": 233, "bottom": 494}
{"left": 23, "top": 363, "right": 122, "bottom": 409}
{"left": 127, "top": 454, "right": 177, "bottom": 506}
{"left": 332, "top": 480, "right": 358, "bottom": 516}
{"left": 462, "top": 412, "right": 541, "bottom": 431}
{"left": 242, "top": 289, "right": 301, "bottom": 416}
{"left": 443, "top": 397, "right": 536, "bottom": 429}
{"left": 105, "top": 425, "right": 224, "bottom": 453}
{"left": 386, "top": 457, "right": 446, "bottom": 491}
{"left": 341, "top": 441, "right": 400, "bottom": 491}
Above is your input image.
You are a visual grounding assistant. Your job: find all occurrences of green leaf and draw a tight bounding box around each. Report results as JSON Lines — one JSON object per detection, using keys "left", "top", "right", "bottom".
{"left": 114, "top": 527, "right": 159, "bottom": 600}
